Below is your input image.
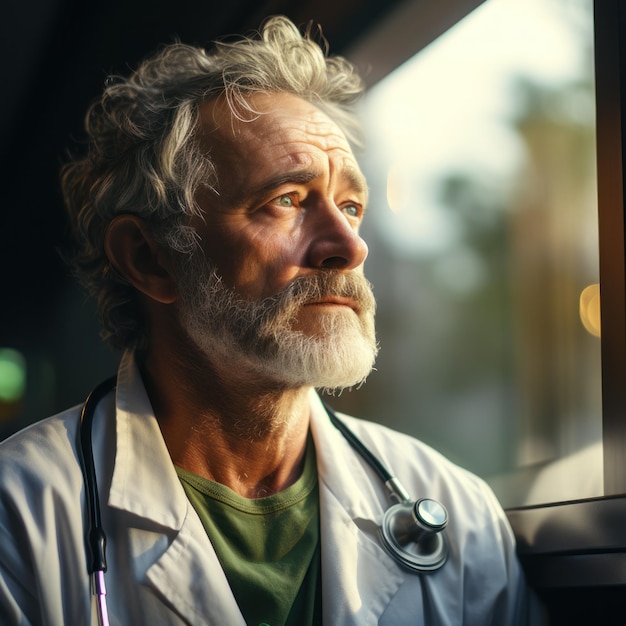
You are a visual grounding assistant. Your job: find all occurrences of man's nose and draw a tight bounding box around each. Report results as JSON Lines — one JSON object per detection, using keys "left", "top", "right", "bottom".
{"left": 306, "top": 203, "right": 369, "bottom": 270}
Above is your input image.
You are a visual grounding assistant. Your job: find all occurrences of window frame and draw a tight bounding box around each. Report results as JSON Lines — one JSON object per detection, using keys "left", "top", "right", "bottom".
{"left": 595, "top": 0, "right": 626, "bottom": 498}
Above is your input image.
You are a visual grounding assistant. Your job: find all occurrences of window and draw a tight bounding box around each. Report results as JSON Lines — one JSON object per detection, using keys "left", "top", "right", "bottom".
{"left": 327, "top": 0, "right": 601, "bottom": 508}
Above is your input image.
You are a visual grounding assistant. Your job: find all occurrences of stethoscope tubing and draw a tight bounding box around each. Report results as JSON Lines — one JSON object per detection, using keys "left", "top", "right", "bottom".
{"left": 78, "top": 376, "right": 116, "bottom": 626}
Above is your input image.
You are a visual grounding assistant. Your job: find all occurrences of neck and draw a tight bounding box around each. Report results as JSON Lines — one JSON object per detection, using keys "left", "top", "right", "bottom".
{"left": 138, "top": 343, "right": 314, "bottom": 499}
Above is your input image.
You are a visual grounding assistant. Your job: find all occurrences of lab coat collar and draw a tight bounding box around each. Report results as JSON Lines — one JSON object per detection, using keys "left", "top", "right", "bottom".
{"left": 108, "top": 351, "right": 188, "bottom": 528}
{"left": 309, "top": 392, "right": 405, "bottom": 624}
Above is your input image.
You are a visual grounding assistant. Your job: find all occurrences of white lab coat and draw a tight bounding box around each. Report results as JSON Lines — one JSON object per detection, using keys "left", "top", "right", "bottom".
{"left": 0, "top": 351, "right": 543, "bottom": 625}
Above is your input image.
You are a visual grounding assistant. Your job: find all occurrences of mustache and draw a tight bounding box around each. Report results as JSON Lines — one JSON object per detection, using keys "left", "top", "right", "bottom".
{"left": 269, "top": 271, "right": 376, "bottom": 313}
{"left": 181, "top": 261, "right": 376, "bottom": 342}
{"left": 232, "top": 271, "right": 376, "bottom": 351}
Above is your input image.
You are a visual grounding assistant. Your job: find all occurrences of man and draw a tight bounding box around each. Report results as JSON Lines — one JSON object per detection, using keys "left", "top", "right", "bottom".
{"left": 0, "top": 16, "right": 544, "bottom": 625}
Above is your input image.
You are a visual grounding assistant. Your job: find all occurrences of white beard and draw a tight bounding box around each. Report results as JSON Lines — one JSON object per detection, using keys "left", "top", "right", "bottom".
{"left": 175, "top": 256, "right": 378, "bottom": 392}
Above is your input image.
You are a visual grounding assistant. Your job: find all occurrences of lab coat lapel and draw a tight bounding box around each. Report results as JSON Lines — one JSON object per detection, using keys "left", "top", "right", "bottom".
{"left": 106, "top": 352, "right": 246, "bottom": 626}
{"left": 143, "top": 509, "right": 246, "bottom": 625}
{"left": 309, "top": 394, "right": 404, "bottom": 624}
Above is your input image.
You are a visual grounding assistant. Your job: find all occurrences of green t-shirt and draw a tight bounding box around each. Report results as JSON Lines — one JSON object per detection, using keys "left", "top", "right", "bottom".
{"left": 176, "top": 440, "right": 321, "bottom": 626}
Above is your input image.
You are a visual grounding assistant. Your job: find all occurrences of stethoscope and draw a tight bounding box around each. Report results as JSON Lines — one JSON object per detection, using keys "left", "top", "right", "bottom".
{"left": 78, "top": 376, "right": 449, "bottom": 626}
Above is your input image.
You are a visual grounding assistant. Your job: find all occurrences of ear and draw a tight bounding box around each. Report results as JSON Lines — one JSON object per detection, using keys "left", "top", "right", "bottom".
{"left": 104, "top": 215, "right": 178, "bottom": 304}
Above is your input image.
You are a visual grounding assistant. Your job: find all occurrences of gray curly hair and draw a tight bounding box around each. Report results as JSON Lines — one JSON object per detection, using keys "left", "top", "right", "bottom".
{"left": 61, "top": 16, "right": 365, "bottom": 350}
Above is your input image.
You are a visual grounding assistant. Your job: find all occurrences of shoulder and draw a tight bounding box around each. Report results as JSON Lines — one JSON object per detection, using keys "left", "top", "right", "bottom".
{"left": 0, "top": 405, "right": 82, "bottom": 460}
{"left": 0, "top": 406, "right": 83, "bottom": 501}
{"left": 337, "top": 413, "right": 487, "bottom": 489}
{"left": 334, "top": 412, "right": 509, "bottom": 530}
{"left": 0, "top": 407, "right": 93, "bottom": 624}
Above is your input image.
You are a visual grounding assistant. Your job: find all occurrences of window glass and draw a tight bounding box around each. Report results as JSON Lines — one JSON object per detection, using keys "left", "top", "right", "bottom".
{"left": 328, "top": 0, "right": 600, "bottom": 507}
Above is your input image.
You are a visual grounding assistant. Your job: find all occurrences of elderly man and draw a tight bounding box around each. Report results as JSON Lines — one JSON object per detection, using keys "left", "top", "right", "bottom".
{"left": 0, "top": 16, "right": 544, "bottom": 626}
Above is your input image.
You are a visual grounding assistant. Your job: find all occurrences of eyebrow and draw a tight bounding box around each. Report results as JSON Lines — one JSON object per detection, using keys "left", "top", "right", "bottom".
{"left": 254, "top": 170, "right": 321, "bottom": 197}
{"left": 254, "top": 166, "right": 369, "bottom": 203}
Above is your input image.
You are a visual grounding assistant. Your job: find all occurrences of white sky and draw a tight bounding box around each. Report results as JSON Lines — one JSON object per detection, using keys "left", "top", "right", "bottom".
{"left": 360, "top": 0, "right": 594, "bottom": 255}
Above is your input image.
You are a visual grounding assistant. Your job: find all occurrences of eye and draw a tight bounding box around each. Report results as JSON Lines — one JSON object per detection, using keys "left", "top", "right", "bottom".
{"left": 269, "top": 193, "right": 300, "bottom": 210}
{"left": 343, "top": 203, "right": 361, "bottom": 218}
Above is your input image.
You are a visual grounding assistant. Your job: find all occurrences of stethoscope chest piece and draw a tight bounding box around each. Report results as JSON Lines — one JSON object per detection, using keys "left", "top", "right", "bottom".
{"left": 380, "top": 498, "right": 449, "bottom": 572}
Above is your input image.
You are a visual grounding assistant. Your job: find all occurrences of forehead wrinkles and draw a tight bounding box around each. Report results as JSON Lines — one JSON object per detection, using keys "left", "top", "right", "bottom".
{"left": 197, "top": 94, "right": 359, "bottom": 199}
{"left": 233, "top": 107, "right": 349, "bottom": 164}
{"left": 262, "top": 118, "right": 355, "bottom": 179}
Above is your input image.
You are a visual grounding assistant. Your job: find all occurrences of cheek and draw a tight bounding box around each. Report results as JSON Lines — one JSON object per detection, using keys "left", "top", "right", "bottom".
{"left": 219, "top": 231, "right": 307, "bottom": 298}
